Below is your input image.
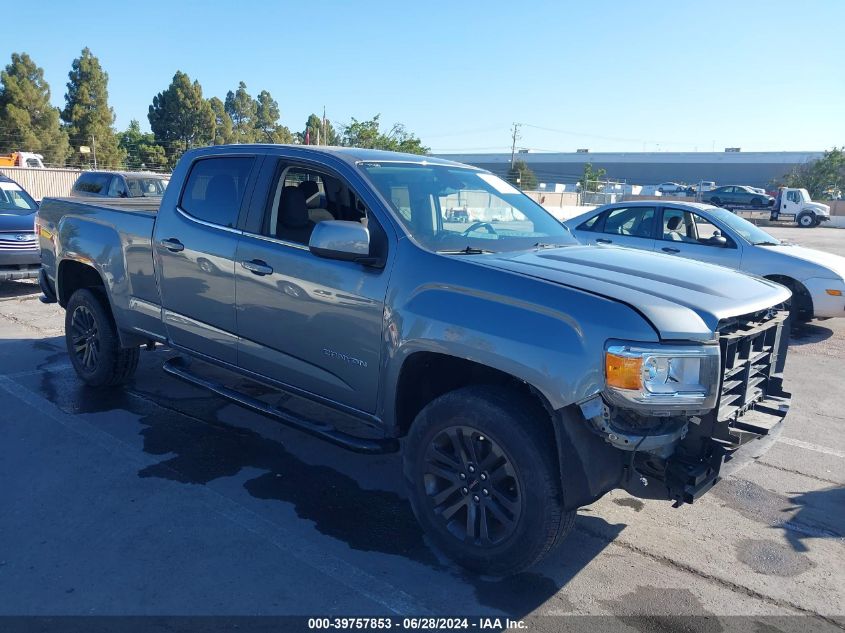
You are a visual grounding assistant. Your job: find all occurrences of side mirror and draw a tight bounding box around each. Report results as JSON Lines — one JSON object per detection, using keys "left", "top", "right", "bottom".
{"left": 709, "top": 234, "right": 728, "bottom": 247}
{"left": 309, "top": 220, "right": 371, "bottom": 263}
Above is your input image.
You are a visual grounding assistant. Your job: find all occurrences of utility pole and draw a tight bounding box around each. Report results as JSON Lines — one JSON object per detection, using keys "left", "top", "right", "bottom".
{"left": 510, "top": 123, "right": 521, "bottom": 169}
{"left": 91, "top": 135, "right": 97, "bottom": 169}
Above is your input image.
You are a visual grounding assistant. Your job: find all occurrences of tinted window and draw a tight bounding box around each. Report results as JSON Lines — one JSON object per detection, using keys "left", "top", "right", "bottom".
{"left": 577, "top": 214, "right": 600, "bottom": 231}
{"left": 74, "top": 173, "right": 112, "bottom": 194}
{"left": 602, "top": 206, "right": 655, "bottom": 237}
{"left": 180, "top": 157, "right": 255, "bottom": 227}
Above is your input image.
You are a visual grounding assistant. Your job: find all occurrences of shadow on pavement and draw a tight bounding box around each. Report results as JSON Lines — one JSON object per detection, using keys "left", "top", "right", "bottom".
{"left": 9, "top": 334, "right": 623, "bottom": 617}
{"left": 789, "top": 322, "right": 833, "bottom": 345}
{"left": 0, "top": 279, "right": 40, "bottom": 299}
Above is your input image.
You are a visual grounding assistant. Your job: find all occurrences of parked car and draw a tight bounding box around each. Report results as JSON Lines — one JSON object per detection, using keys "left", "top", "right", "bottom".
{"left": 38, "top": 146, "right": 792, "bottom": 576}
{"left": 656, "top": 182, "right": 685, "bottom": 193}
{"left": 705, "top": 185, "right": 774, "bottom": 208}
{"left": 566, "top": 200, "right": 845, "bottom": 321}
{"left": 71, "top": 171, "right": 169, "bottom": 198}
{"left": 0, "top": 174, "right": 40, "bottom": 281}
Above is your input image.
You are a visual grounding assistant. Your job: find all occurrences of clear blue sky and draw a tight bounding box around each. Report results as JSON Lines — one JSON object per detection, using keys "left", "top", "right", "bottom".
{"left": 5, "top": 0, "right": 844, "bottom": 153}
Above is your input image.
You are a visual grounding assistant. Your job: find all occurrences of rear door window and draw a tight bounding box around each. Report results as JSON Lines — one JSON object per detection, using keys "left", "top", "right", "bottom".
{"left": 180, "top": 157, "right": 255, "bottom": 228}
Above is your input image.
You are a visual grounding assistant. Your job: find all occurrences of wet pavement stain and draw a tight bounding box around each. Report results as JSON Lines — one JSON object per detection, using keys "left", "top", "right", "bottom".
{"left": 613, "top": 498, "right": 645, "bottom": 512}
{"left": 600, "top": 586, "right": 723, "bottom": 633}
{"left": 710, "top": 478, "right": 844, "bottom": 552}
{"left": 735, "top": 538, "right": 812, "bottom": 577}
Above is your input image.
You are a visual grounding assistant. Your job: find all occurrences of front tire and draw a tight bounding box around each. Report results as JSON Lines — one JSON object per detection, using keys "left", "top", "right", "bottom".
{"left": 65, "top": 288, "right": 139, "bottom": 387}
{"left": 797, "top": 212, "right": 816, "bottom": 228}
{"left": 403, "top": 386, "right": 574, "bottom": 576}
{"left": 751, "top": 197, "right": 762, "bottom": 208}
{"left": 710, "top": 197, "right": 721, "bottom": 206}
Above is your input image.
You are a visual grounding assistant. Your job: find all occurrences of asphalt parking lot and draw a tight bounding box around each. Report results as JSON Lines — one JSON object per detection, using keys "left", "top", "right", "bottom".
{"left": 0, "top": 226, "right": 842, "bottom": 629}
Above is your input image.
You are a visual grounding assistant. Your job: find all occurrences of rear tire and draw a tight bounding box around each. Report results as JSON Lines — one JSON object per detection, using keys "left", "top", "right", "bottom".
{"left": 403, "top": 385, "right": 574, "bottom": 576}
{"left": 65, "top": 288, "right": 139, "bottom": 387}
{"left": 797, "top": 212, "right": 815, "bottom": 228}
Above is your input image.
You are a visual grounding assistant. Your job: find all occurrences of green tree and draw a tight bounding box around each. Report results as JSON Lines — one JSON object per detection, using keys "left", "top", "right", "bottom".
{"left": 507, "top": 159, "right": 538, "bottom": 190}
{"left": 0, "top": 52, "right": 69, "bottom": 165}
{"left": 148, "top": 71, "right": 214, "bottom": 165}
{"left": 208, "top": 96, "right": 233, "bottom": 145}
{"left": 781, "top": 147, "right": 845, "bottom": 198}
{"left": 580, "top": 162, "right": 607, "bottom": 192}
{"left": 340, "top": 114, "right": 427, "bottom": 154}
{"left": 61, "top": 47, "right": 124, "bottom": 168}
{"left": 224, "top": 81, "right": 257, "bottom": 143}
{"left": 254, "top": 90, "right": 292, "bottom": 144}
{"left": 299, "top": 113, "right": 339, "bottom": 146}
{"left": 118, "top": 120, "right": 167, "bottom": 171}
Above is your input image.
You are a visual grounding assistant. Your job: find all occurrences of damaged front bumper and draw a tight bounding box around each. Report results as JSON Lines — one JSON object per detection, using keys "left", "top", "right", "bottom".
{"left": 563, "top": 308, "right": 791, "bottom": 508}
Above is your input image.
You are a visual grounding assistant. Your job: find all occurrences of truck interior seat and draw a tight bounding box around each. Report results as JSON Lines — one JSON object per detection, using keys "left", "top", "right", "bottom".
{"left": 276, "top": 186, "right": 315, "bottom": 244}
{"left": 299, "top": 180, "right": 334, "bottom": 223}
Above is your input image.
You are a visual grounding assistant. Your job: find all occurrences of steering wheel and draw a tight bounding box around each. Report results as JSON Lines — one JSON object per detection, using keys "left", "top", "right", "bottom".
{"left": 461, "top": 221, "right": 498, "bottom": 237}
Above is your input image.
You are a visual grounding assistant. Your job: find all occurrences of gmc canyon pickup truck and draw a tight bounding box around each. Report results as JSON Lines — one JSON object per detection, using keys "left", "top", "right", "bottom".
{"left": 37, "top": 146, "right": 792, "bottom": 575}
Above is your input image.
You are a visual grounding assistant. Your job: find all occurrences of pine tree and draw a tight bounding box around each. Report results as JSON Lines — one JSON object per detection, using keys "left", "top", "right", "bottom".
{"left": 61, "top": 48, "right": 124, "bottom": 168}
{"left": 0, "top": 52, "right": 69, "bottom": 165}
{"left": 224, "top": 82, "right": 257, "bottom": 143}
{"left": 148, "top": 71, "right": 215, "bottom": 165}
{"left": 118, "top": 120, "right": 167, "bottom": 171}
{"left": 208, "top": 97, "right": 233, "bottom": 145}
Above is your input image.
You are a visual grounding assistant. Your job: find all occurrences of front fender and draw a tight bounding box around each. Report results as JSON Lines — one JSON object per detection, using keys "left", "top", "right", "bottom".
{"left": 378, "top": 245, "right": 659, "bottom": 426}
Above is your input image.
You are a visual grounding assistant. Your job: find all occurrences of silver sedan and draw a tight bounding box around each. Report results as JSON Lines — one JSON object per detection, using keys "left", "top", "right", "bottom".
{"left": 565, "top": 200, "right": 845, "bottom": 321}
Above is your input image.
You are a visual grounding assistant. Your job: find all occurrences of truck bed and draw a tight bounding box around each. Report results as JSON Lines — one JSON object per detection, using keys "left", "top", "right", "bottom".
{"left": 37, "top": 195, "right": 165, "bottom": 342}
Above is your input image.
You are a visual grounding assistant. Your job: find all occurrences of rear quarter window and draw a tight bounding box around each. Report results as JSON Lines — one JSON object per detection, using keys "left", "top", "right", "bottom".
{"left": 179, "top": 157, "right": 255, "bottom": 227}
{"left": 74, "top": 173, "right": 112, "bottom": 194}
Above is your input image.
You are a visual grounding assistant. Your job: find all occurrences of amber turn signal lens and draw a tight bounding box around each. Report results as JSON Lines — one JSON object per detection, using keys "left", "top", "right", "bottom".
{"left": 825, "top": 289, "right": 842, "bottom": 296}
{"left": 605, "top": 353, "right": 643, "bottom": 390}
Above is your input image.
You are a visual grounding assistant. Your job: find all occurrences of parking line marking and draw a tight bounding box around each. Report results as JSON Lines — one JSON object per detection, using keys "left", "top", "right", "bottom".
{"left": 777, "top": 436, "right": 845, "bottom": 459}
{"left": 0, "top": 375, "right": 434, "bottom": 616}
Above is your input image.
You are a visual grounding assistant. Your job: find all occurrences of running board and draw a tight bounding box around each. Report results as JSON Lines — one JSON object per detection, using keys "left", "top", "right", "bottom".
{"left": 162, "top": 356, "right": 398, "bottom": 455}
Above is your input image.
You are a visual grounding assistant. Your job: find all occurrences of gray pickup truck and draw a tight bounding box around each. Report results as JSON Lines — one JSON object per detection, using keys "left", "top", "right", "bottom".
{"left": 37, "top": 145, "right": 792, "bottom": 575}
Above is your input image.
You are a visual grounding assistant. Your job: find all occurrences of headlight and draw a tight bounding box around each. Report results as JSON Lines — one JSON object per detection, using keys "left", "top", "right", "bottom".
{"left": 604, "top": 343, "right": 720, "bottom": 414}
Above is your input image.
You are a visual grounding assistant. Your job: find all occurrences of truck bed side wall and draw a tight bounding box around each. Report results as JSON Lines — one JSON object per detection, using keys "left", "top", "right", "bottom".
{"left": 38, "top": 198, "right": 165, "bottom": 342}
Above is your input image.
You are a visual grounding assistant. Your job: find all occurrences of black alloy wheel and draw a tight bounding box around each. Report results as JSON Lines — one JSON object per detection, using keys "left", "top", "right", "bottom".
{"left": 422, "top": 425, "right": 521, "bottom": 546}
{"left": 70, "top": 304, "right": 100, "bottom": 372}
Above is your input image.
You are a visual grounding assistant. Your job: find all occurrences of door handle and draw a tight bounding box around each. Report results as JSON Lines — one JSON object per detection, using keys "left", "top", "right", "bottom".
{"left": 662, "top": 247, "right": 680, "bottom": 253}
{"left": 596, "top": 238, "right": 613, "bottom": 244}
{"left": 241, "top": 259, "right": 273, "bottom": 276}
{"left": 159, "top": 238, "right": 184, "bottom": 252}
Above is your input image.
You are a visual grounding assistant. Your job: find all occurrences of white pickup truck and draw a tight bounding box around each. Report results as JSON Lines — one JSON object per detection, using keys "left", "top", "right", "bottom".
{"left": 769, "top": 188, "right": 831, "bottom": 228}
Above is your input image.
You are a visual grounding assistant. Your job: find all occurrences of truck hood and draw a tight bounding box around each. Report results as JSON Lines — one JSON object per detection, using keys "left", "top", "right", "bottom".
{"left": 472, "top": 245, "right": 791, "bottom": 340}
{"left": 807, "top": 202, "right": 830, "bottom": 215}
{"left": 761, "top": 244, "right": 845, "bottom": 280}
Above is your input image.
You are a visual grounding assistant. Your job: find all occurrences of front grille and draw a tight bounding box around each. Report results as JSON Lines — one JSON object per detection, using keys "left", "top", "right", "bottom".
{"left": 0, "top": 232, "right": 37, "bottom": 251}
{"left": 716, "top": 308, "right": 788, "bottom": 428}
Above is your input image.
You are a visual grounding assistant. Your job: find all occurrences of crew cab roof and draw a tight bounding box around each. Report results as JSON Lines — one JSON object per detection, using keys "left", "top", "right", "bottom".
{"left": 184, "top": 144, "right": 477, "bottom": 170}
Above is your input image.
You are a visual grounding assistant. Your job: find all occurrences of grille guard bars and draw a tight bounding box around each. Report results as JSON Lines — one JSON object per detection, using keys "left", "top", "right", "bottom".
{"left": 611, "top": 308, "right": 791, "bottom": 505}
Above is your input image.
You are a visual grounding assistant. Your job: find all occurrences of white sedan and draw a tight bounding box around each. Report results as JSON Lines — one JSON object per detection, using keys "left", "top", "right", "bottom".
{"left": 565, "top": 200, "right": 845, "bottom": 321}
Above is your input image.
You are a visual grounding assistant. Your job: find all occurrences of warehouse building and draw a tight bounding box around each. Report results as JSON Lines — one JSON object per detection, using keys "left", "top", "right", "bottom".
{"left": 433, "top": 151, "right": 823, "bottom": 189}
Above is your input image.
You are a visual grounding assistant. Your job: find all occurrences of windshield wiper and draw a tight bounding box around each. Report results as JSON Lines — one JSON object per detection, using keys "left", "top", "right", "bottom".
{"left": 437, "top": 246, "right": 495, "bottom": 255}
{"left": 534, "top": 242, "right": 564, "bottom": 249}
{"left": 753, "top": 241, "right": 780, "bottom": 246}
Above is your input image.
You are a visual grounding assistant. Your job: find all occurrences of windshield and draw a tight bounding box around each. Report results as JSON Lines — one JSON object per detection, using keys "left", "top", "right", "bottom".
{"left": 799, "top": 188, "right": 811, "bottom": 203}
{"left": 0, "top": 182, "right": 37, "bottom": 214}
{"left": 707, "top": 207, "right": 780, "bottom": 245}
{"left": 359, "top": 162, "right": 576, "bottom": 253}
{"left": 126, "top": 177, "right": 167, "bottom": 197}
